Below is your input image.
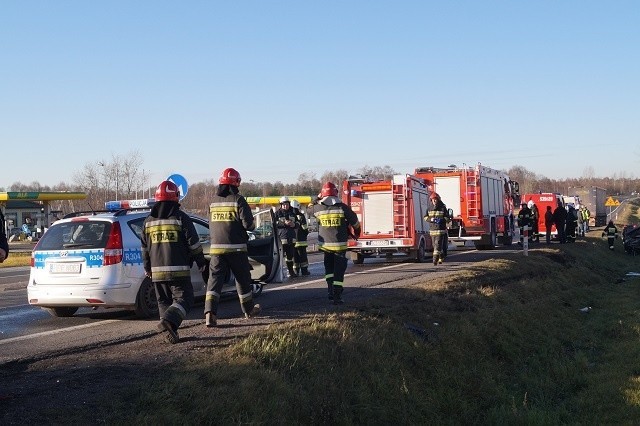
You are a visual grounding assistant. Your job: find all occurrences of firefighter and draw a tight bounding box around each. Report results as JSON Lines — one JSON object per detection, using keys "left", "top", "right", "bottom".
{"left": 552, "top": 201, "right": 567, "bottom": 244}
{"left": 141, "top": 180, "right": 208, "bottom": 344}
{"left": 528, "top": 200, "right": 540, "bottom": 243}
{"left": 204, "top": 168, "right": 261, "bottom": 327}
{"left": 290, "top": 199, "right": 310, "bottom": 276}
{"left": 425, "top": 192, "right": 449, "bottom": 265}
{"left": 566, "top": 205, "right": 578, "bottom": 243}
{"left": 310, "top": 182, "right": 360, "bottom": 304}
{"left": 602, "top": 220, "right": 618, "bottom": 250}
{"left": 544, "top": 205, "right": 554, "bottom": 244}
{"left": 517, "top": 202, "right": 532, "bottom": 245}
{"left": 276, "top": 196, "right": 299, "bottom": 278}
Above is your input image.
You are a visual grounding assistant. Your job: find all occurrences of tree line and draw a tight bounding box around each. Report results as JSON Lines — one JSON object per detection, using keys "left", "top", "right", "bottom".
{"left": 1, "top": 151, "right": 636, "bottom": 218}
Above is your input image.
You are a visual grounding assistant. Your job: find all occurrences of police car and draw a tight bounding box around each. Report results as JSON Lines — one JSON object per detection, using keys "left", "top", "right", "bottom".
{"left": 27, "top": 199, "right": 282, "bottom": 318}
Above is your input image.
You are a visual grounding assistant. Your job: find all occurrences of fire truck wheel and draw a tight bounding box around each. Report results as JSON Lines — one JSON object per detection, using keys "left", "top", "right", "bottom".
{"left": 352, "top": 253, "right": 364, "bottom": 265}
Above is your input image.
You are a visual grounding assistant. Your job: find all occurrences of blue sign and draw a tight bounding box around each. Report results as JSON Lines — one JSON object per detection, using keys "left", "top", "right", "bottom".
{"left": 167, "top": 174, "right": 188, "bottom": 201}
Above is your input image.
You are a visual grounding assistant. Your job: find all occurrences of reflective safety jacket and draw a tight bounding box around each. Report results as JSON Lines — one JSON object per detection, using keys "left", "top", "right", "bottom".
{"left": 292, "top": 207, "right": 309, "bottom": 247}
{"left": 275, "top": 206, "right": 298, "bottom": 244}
{"left": 425, "top": 200, "right": 449, "bottom": 235}
{"left": 310, "top": 196, "right": 360, "bottom": 253}
{"left": 141, "top": 201, "right": 206, "bottom": 282}
{"left": 209, "top": 192, "right": 255, "bottom": 254}
{"left": 603, "top": 223, "right": 618, "bottom": 239}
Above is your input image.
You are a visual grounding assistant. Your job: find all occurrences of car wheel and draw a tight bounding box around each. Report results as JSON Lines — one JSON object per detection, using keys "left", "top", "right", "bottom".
{"left": 134, "top": 277, "right": 159, "bottom": 319}
{"left": 44, "top": 307, "right": 79, "bottom": 317}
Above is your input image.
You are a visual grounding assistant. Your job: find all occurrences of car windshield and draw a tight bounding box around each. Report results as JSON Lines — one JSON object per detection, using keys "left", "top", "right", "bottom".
{"left": 36, "top": 221, "right": 109, "bottom": 250}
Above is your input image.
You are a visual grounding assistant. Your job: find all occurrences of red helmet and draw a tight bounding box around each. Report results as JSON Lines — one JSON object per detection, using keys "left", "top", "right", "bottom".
{"left": 219, "top": 168, "right": 241, "bottom": 186}
{"left": 155, "top": 180, "right": 180, "bottom": 202}
{"left": 320, "top": 182, "right": 338, "bottom": 197}
{"left": 429, "top": 192, "right": 440, "bottom": 200}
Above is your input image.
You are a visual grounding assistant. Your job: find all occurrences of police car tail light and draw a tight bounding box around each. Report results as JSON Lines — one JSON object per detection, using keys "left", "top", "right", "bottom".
{"left": 103, "top": 222, "right": 124, "bottom": 266}
{"left": 30, "top": 252, "right": 35, "bottom": 268}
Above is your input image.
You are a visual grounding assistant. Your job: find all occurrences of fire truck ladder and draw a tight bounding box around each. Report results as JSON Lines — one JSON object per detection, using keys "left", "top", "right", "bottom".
{"left": 464, "top": 167, "right": 479, "bottom": 220}
{"left": 393, "top": 181, "right": 409, "bottom": 238}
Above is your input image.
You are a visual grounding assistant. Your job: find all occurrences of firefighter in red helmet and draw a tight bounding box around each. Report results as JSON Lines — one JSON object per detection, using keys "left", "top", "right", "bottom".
{"left": 204, "top": 168, "right": 261, "bottom": 327}
{"left": 425, "top": 192, "right": 450, "bottom": 265}
{"left": 141, "top": 180, "right": 208, "bottom": 344}
{"left": 309, "top": 182, "right": 361, "bottom": 304}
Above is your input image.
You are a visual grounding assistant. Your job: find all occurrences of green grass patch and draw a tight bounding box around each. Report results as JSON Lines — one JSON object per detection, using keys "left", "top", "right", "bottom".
{"left": 86, "top": 233, "right": 640, "bottom": 425}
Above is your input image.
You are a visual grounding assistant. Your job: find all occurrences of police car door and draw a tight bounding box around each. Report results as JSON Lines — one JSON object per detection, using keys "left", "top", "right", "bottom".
{"left": 247, "top": 208, "right": 282, "bottom": 283}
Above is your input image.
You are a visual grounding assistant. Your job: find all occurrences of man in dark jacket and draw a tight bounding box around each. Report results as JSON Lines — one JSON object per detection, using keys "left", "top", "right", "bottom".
{"left": 565, "top": 205, "right": 578, "bottom": 243}
{"left": 204, "top": 168, "right": 261, "bottom": 327}
{"left": 517, "top": 202, "right": 532, "bottom": 245}
{"left": 141, "top": 180, "right": 207, "bottom": 344}
{"left": 425, "top": 192, "right": 449, "bottom": 265}
{"left": 552, "top": 201, "right": 568, "bottom": 244}
{"left": 0, "top": 209, "right": 8, "bottom": 264}
{"left": 544, "top": 205, "right": 554, "bottom": 244}
{"left": 275, "top": 196, "right": 299, "bottom": 278}
{"left": 291, "top": 199, "right": 310, "bottom": 276}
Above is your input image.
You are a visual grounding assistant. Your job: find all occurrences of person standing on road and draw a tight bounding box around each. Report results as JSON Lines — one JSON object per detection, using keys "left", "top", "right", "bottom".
{"left": 602, "top": 220, "right": 619, "bottom": 250}
{"left": 141, "top": 180, "right": 208, "bottom": 344}
{"left": 310, "top": 182, "right": 360, "bottom": 304}
{"left": 544, "top": 205, "right": 554, "bottom": 244}
{"left": 565, "top": 205, "right": 578, "bottom": 243}
{"left": 290, "top": 199, "right": 310, "bottom": 276}
{"left": 553, "top": 201, "right": 568, "bottom": 244}
{"left": 276, "top": 196, "right": 299, "bottom": 278}
{"left": 517, "top": 202, "right": 532, "bottom": 246}
{"left": 425, "top": 192, "right": 449, "bottom": 265}
{"left": 204, "top": 167, "right": 261, "bottom": 327}
{"left": 0, "top": 209, "right": 9, "bottom": 263}
{"left": 528, "top": 200, "right": 540, "bottom": 243}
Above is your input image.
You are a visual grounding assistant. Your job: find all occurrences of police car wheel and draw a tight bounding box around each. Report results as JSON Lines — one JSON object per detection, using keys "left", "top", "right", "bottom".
{"left": 134, "top": 278, "right": 159, "bottom": 318}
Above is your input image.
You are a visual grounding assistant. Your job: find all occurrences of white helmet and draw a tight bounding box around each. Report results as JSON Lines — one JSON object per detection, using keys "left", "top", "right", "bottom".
{"left": 290, "top": 199, "right": 300, "bottom": 209}
{"left": 279, "top": 196, "right": 290, "bottom": 204}
{"left": 527, "top": 200, "right": 534, "bottom": 209}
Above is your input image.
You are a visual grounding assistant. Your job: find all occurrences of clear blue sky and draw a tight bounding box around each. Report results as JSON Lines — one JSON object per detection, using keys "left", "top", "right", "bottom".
{"left": 1, "top": 1, "right": 638, "bottom": 190}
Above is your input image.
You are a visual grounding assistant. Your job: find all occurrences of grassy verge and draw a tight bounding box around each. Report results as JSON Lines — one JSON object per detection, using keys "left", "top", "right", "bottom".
{"left": 25, "top": 202, "right": 640, "bottom": 423}
{"left": 0, "top": 250, "right": 31, "bottom": 267}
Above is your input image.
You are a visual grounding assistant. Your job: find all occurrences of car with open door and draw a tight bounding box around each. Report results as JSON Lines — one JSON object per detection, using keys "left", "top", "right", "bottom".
{"left": 27, "top": 200, "right": 281, "bottom": 319}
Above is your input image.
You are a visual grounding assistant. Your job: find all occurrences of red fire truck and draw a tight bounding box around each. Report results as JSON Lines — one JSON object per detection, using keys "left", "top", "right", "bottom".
{"left": 413, "top": 164, "right": 520, "bottom": 249}
{"left": 522, "top": 193, "right": 564, "bottom": 241}
{"left": 341, "top": 174, "right": 433, "bottom": 264}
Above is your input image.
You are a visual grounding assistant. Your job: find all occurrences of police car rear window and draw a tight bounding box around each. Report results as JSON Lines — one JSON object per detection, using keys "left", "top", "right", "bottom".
{"left": 37, "top": 222, "right": 110, "bottom": 250}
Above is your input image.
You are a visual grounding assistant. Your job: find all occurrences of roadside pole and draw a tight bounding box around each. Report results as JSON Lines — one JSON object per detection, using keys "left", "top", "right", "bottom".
{"left": 523, "top": 225, "right": 529, "bottom": 256}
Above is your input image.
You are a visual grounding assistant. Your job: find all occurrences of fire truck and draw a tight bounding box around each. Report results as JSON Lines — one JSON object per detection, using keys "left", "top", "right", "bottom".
{"left": 341, "top": 174, "right": 433, "bottom": 264}
{"left": 413, "top": 164, "right": 520, "bottom": 249}
{"left": 522, "top": 193, "right": 564, "bottom": 241}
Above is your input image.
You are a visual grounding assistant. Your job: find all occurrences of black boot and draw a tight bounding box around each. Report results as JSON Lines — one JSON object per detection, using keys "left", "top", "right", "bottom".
{"left": 327, "top": 282, "right": 334, "bottom": 300}
{"left": 301, "top": 267, "right": 310, "bottom": 276}
{"left": 287, "top": 265, "right": 298, "bottom": 278}
{"left": 333, "top": 286, "right": 344, "bottom": 305}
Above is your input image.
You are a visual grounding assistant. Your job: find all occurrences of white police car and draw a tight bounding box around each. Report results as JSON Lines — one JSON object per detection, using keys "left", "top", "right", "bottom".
{"left": 27, "top": 199, "right": 282, "bottom": 318}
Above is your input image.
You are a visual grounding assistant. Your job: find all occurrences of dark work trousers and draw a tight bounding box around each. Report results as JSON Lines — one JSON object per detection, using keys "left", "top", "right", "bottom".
{"left": 205, "top": 252, "right": 255, "bottom": 316}
{"left": 282, "top": 240, "right": 296, "bottom": 272}
{"left": 155, "top": 277, "right": 194, "bottom": 329}
{"left": 323, "top": 251, "right": 348, "bottom": 293}
{"left": 555, "top": 222, "right": 567, "bottom": 243}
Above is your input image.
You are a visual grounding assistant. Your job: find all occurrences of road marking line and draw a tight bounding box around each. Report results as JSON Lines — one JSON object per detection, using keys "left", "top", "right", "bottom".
{"left": 0, "top": 319, "right": 121, "bottom": 345}
{"left": 267, "top": 262, "right": 407, "bottom": 292}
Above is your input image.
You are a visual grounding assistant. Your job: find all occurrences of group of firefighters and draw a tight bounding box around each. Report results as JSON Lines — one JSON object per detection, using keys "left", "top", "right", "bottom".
{"left": 514, "top": 199, "right": 620, "bottom": 248}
